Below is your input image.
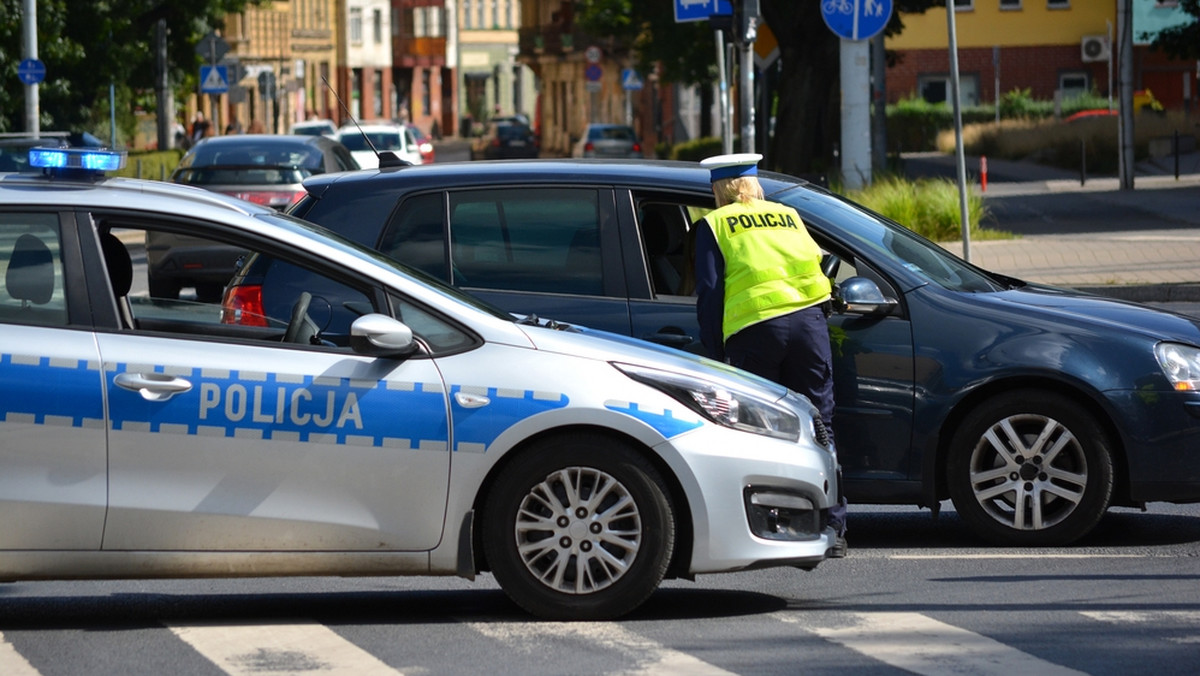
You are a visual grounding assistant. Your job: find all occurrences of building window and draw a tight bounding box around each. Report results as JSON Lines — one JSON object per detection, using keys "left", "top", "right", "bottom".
{"left": 492, "top": 0, "right": 500, "bottom": 28}
{"left": 1047, "top": 0, "right": 1069, "bottom": 8}
{"left": 1000, "top": 0, "right": 1021, "bottom": 9}
{"left": 1059, "top": 73, "right": 1089, "bottom": 98}
{"left": 429, "top": 6, "right": 443, "bottom": 37}
{"left": 954, "top": 0, "right": 973, "bottom": 10}
{"left": 373, "top": 8, "right": 383, "bottom": 44}
{"left": 350, "top": 7, "right": 363, "bottom": 44}
{"left": 462, "top": 0, "right": 472, "bottom": 29}
{"left": 919, "top": 74, "right": 980, "bottom": 107}
{"left": 373, "top": 70, "right": 384, "bottom": 117}
{"left": 414, "top": 7, "right": 427, "bottom": 37}
{"left": 476, "top": 0, "right": 485, "bottom": 29}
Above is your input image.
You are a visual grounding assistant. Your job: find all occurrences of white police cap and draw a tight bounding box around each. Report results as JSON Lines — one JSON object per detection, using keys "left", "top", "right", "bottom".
{"left": 700, "top": 153, "right": 763, "bottom": 181}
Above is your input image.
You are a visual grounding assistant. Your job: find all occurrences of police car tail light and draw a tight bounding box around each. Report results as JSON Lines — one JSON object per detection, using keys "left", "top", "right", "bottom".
{"left": 614, "top": 363, "right": 800, "bottom": 442}
{"left": 29, "top": 147, "right": 127, "bottom": 174}
{"left": 221, "top": 284, "right": 268, "bottom": 327}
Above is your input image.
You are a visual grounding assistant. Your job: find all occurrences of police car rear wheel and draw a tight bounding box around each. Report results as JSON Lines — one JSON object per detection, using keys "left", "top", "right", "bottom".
{"left": 483, "top": 435, "right": 674, "bottom": 620}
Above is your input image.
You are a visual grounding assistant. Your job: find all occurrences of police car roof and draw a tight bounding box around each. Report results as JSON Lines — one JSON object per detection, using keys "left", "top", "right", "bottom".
{"left": 0, "top": 170, "right": 272, "bottom": 218}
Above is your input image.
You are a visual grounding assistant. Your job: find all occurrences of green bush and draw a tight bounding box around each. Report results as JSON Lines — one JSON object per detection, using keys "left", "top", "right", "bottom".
{"left": 670, "top": 136, "right": 726, "bottom": 162}
{"left": 112, "top": 150, "right": 183, "bottom": 181}
{"left": 845, "top": 175, "right": 1004, "bottom": 242}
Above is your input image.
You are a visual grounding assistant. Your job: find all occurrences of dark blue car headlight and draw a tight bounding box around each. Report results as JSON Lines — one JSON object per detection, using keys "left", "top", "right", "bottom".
{"left": 1155, "top": 342, "right": 1200, "bottom": 391}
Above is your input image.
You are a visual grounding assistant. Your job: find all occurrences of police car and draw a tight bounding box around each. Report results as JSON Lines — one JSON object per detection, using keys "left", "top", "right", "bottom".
{"left": 0, "top": 147, "right": 842, "bottom": 620}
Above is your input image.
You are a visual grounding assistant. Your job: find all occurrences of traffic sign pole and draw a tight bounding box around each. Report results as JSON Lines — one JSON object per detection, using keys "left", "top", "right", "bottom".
{"left": 22, "top": 0, "right": 39, "bottom": 137}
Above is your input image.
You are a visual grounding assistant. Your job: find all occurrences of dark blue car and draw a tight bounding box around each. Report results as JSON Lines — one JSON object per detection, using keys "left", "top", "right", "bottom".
{"left": 286, "top": 159, "right": 1200, "bottom": 546}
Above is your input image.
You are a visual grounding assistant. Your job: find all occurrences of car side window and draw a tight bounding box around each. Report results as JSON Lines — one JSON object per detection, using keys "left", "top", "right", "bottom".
{"left": 448, "top": 189, "right": 603, "bottom": 296}
{"left": 379, "top": 193, "right": 448, "bottom": 281}
{"left": 0, "top": 214, "right": 67, "bottom": 326}
{"left": 101, "top": 224, "right": 376, "bottom": 350}
{"left": 638, "top": 203, "right": 696, "bottom": 297}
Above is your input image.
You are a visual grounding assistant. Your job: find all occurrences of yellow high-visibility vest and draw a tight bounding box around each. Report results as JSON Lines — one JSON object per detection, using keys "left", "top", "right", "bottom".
{"left": 703, "top": 200, "right": 831, "bottom": 341}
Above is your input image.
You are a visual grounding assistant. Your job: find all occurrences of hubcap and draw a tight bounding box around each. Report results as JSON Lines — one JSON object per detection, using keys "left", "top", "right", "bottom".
{"left": 968, "top": 413, "right": 1087, "bottom": 531}
{"left": 514, "top": 467, "right": 642, "bottom": 594}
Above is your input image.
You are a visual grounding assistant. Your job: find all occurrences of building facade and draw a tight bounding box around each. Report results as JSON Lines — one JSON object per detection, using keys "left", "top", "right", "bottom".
{"left": 887, "top": 0, "right": 1198, "bottom": 112}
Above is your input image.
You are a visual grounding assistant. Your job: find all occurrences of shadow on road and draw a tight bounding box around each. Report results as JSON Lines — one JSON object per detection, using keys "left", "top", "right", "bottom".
{"left": 843, "top": 506, "right": 1200, "bottom": 549}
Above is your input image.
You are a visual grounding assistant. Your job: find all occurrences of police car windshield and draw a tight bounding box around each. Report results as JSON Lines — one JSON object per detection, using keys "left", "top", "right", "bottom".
{"left": 765, "top": 182, "right": 1004, "bottom": 294}
{"left": 256, "top": 211, "right": 515, "bottom": 320}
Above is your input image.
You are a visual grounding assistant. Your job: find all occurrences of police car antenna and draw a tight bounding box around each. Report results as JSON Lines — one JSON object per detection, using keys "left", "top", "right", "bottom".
{"left": 321, "top": 76, "right": 405, "bottom": 168}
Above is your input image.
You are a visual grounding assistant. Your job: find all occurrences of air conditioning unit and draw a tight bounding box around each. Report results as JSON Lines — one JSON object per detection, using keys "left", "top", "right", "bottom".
{"left": 1081, "top": 35, "right": 1110, "bottom": 63}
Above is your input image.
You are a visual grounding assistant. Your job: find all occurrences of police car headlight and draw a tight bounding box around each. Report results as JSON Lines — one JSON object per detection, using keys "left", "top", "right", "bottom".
{"left": 614, "top": 363, "right": 800, "bottom": 441}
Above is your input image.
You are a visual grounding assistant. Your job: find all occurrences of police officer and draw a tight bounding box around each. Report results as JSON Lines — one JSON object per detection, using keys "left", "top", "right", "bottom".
{"left": 694, "top": 153, "right": 835, "bottom": 429}
{"left": 694, "top": 153, "right": 845, "bottom": 541}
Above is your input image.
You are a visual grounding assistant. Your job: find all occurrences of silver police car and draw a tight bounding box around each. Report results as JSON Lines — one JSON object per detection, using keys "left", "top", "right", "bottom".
{"left": 0, "top": 148, "right": 842, "bottom": 620}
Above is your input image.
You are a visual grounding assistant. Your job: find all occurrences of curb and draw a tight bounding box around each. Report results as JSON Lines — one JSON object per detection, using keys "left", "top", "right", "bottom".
{"left": 1074, "top": 283, "right": 1200, "bottom": 303}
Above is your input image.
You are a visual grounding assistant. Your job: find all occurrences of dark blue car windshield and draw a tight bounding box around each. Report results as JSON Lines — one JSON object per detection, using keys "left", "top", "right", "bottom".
{"left": 767, "top": 182, "right": 1003, "bottom": 294}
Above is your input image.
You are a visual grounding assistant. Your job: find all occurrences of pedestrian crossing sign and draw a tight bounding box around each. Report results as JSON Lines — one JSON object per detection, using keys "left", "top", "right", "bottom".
{"left": 622, "top": 69, "right": 644, "bottom": 91}
{"left": 200, "top": 65, "right": 229, "bottom": 94}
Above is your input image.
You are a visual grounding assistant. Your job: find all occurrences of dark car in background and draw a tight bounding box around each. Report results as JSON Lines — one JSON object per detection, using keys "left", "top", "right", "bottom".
{"left": 161, "top": 134, "right": 359, "bottom": 300}
{"left": 471, "top": 121, "right": 538, "bottom": 159}
{"left": 281, "top": 158, "right": 1200, "bottom": 547}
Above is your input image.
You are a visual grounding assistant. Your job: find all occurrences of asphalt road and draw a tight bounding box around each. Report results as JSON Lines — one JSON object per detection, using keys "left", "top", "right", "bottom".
{"left": 2, "top": 502, "right": 1197, "bottom": 675}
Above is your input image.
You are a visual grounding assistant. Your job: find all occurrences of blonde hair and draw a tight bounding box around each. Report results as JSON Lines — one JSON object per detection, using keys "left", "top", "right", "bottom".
{"left": 712, "top": 175, "right": 764, "bottom": 206}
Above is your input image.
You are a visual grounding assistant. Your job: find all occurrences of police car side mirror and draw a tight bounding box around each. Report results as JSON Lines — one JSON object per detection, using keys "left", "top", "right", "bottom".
{"left": 350, "top": 313, "right": 420, "bottom": 358}
{"left": 835, "top": 276, "right": 898, "bottom": 316}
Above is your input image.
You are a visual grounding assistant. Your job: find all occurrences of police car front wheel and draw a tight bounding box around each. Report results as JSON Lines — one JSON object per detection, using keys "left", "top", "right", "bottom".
{"left": 482, "top": 434, "right": 675, "bottom": 620}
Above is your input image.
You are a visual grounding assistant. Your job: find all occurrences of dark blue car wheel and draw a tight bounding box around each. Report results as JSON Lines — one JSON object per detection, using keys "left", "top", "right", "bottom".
{"left": 947, "top": 390, "right": 1114, "bottom": 546}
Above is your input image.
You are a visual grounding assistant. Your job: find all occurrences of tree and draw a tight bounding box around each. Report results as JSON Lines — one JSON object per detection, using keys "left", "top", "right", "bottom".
{"left": 0, "top": 0, "right": 257, "bottom": 137}
{"left": 1142, "top": 0, "right": 1199, "bottom": 60}
{"left": 576, "top": 0, "right": 940, "bottom": 176}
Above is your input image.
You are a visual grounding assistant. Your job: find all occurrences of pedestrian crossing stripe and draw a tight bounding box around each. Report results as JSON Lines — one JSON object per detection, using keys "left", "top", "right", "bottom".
{"left": 4, "top": 609, "right": 1199, "bottom": 674}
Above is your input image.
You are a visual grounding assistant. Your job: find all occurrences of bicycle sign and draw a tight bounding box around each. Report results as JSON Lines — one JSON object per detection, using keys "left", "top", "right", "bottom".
{"left": 821, "top": 0, "right": 892, "bottom": 41}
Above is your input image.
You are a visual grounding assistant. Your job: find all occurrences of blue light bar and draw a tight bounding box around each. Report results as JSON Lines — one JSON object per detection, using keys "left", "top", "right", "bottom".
{"left": 29, "top": 147, "right": 127, "bottom": 173}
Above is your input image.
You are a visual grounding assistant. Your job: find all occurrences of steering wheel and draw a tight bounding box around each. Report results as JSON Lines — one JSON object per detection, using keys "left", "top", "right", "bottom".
{"left": 283, "top": 291, "right": 315, "bottom": 344}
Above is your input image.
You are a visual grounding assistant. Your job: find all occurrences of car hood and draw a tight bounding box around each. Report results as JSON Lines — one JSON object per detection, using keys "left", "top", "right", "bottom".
{"left": 513, "top": 320, "right": 792, "bottom": 399}
{"left": 990, "top": 283, "right": 1200, "bottom": 345}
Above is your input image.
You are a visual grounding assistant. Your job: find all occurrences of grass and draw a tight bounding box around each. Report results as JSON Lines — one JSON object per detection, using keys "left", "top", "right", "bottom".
{"left": 935, "top": 111, "right": 1198, "bottom": 175}
{"left": 843, "top": 174, "right": 1010, "bottom": 243}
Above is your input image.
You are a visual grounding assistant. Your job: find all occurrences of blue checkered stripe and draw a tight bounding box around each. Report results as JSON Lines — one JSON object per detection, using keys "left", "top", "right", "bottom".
{"left": 604, "top": 399, "right": 704, "bottom": 438}
{"left": 1, "top": 354, "right": 698, "bottom": 449}
{"left": 0, "top": 353, "right": 104, "bottom": 429}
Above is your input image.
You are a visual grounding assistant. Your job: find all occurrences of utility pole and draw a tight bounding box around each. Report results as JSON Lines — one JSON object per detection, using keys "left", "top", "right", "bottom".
{"left": 23, "top": 0, "right": 39, "bottom": 136}
{"left": 737, "top": 0, "right": 759, "bottom": 154}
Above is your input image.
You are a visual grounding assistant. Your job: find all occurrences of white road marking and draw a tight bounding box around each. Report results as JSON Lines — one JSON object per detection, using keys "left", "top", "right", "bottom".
{"left": 1081, "top": 610, "right": 1200, "bottom": 645}
{"left": 467, "top": 620, "right": 737, "bottom": 675}
{"left": 775, "top": 611, "right": 1086, "bottom": 676}
{"left": 167, "top": 620, "right": 402, "bottom": 675}
{"left": 0, "top": 632, "right": 41, "bottom": 676}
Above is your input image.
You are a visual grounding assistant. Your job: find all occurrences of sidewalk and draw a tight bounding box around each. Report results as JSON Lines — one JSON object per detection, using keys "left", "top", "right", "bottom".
{"left": 906, "top": 152, "right": 1200, "bottom": 301}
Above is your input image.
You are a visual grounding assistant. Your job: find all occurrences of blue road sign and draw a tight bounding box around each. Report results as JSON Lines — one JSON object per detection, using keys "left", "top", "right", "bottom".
{"left": 622, "top": 69, "right": 644, "bottom": 91}
{"left": 821, "top": 0, "right": 893, "bottom": 41}
{"left": 200, "top": 65, "right": 229, "bottom": 94}
{"left": 585, "top": 64, "right": 602, "bottom": 82}
{"left": 674, "top": 0, "right": 733, "bottom": 23}
{"left": 18, "top": 59, "right": 46, "bottom": 85}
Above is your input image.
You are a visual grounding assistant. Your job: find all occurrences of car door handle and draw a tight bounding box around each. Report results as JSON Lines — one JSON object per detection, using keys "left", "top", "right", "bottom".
{"left": 645, "top": 331, "right": 694, "bottom": 348}
{"left": 114, "top": 372, "right": 193, "bottom": 402}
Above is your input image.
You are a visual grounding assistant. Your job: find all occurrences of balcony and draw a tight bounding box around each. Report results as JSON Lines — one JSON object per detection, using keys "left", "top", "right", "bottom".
{"left": 519, "top": 27, "right": 626, "bottom": 61}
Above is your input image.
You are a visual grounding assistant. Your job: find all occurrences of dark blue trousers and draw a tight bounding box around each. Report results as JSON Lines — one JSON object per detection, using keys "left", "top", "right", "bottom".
{"left": 724, "top": 305, "right": 835, "bottom": 433}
